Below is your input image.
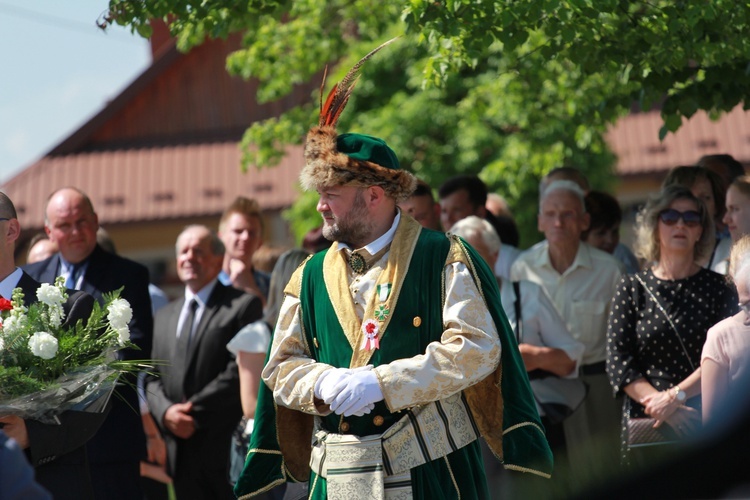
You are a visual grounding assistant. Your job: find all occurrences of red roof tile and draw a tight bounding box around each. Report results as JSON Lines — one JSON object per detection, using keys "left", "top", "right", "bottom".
{"left": 608, "top": 105, "right": 750, "bottom": 175}
{"left": 1, "top": 143, "right": 303, "bottom": 231}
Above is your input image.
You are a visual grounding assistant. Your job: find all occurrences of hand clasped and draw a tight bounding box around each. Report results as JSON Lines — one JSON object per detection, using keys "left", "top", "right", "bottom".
{"left": 315, "top": 365, "right": 384, "bottom": 417}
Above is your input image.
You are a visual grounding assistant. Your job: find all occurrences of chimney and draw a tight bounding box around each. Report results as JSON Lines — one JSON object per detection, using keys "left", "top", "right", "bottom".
{"left": 149, "top": 18, "right": 174, "bottom": 59}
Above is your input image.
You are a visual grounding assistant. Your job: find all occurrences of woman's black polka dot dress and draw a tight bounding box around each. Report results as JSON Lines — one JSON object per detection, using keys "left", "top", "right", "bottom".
{"left": 606, "top": 267, "right": 737, "bottom": 461}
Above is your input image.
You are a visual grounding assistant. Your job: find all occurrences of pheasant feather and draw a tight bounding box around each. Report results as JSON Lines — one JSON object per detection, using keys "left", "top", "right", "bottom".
{"left": 318, "top": 37, "right": 399, "bottom": 128}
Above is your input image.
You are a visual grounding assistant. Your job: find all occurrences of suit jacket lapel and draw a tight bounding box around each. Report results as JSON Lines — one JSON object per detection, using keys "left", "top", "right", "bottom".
{"left": 17, "top": 272, "right": 40, "bottom": 306}
{"left": 40, "top": 255, "right": 61, "bottom": 285}
{"left": 168, "top": 298, "right": 185, "bottom": 361}
{"left": 166, "top": 297, "right": 186, "bottom": 398}
{"left": 78, "top": 246, "right": 108, "bottom": 299}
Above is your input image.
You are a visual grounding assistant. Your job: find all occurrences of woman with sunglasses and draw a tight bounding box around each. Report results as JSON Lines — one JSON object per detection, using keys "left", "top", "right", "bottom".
{"left": 606, "top": 185, "right": 737, "bottom": 466}
{"left": 662, "top": 165, "right": 731, "bottom": 274}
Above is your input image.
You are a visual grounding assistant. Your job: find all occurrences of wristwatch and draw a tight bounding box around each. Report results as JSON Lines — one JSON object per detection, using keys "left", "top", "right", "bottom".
{"left": 671, "top": 385, "right": 687, "bottom": 403}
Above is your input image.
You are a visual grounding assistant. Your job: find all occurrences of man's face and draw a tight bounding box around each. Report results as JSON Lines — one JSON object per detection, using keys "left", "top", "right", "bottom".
{"left": 176, "top": 227, "right": 223, "bottom": 292}
{"left": 219, "top": 212, "right": 262, "bottom": 264}
{"left": 400, "top": 195, "right": 441, "bottom": 231}
{"left": 45, "top": 190, "right": 99, "bottom": 264}
{"left": 440, "top": 189, "right": 483, "bottom": 231}
{"left": 538, "top": 190, "right": 590, "bottom": 246}
{"left": 316, "top": 185, "right": 372, "bottom": 247}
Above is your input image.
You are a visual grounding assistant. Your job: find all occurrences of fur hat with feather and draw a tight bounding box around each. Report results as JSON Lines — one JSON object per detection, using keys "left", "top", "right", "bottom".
{"left": 300, "top": 39, "right": 416, "bottom": 203}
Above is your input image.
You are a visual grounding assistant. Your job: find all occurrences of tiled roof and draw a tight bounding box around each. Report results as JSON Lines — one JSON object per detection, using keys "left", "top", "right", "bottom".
{"left": 608, "top": 105, "right": 750, "bottom": 175}
{"left": 1, "top": 143, "right": 304, "bottom": 231}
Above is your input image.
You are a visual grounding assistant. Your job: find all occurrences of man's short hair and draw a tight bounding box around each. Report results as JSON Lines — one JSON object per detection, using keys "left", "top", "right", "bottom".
{"left": 539, "top": 180, "right": 587, "bottom": 212}
{"left": 584, "top": 190, "right": 622, "bottom": 230}
{"left": 411, "top": 179, "right": 435, "bottom": 201}
{"left": 219, "top": 196, "right": 263, "bottom": 231}
{"left": 438, "top": 175, "right": 488, "bottom": 208}
{"left": 0, "top": 192, "right": 18, "bottom": 220}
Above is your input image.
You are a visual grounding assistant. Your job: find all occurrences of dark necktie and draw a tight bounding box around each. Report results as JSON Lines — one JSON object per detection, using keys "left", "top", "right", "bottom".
{"left": 178, "top": 299, "right": 198, "bottom": 354}
{"left": 170, "top": 299, "right": 198, "bottom": 399}
{"left": 65, "top": 263, "right": 82, "bottom": 289}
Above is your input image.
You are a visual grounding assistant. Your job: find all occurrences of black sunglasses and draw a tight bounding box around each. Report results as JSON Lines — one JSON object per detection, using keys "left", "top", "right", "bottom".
{"left": 658, "top": 209, "right": 701, "bottom": 227}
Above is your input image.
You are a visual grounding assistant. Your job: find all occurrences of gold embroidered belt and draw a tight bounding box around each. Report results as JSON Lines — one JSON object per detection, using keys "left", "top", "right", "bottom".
{"left": 309, "top": 392, "right": 479, "bottom": 500}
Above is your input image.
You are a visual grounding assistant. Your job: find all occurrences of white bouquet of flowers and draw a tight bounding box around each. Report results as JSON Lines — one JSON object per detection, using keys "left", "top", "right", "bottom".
{"left": 0, "top": 277, "right": 149, "bottom": 423}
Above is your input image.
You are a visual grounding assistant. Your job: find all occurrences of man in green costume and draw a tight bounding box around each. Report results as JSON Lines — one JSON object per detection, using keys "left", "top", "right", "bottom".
{"left": 235, "top": 44, "right": 552, "bottom": 500}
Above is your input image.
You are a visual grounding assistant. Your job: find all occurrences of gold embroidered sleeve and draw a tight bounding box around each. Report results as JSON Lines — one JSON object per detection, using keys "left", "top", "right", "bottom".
{"left": 261, "top": 293, "right": 333, "bottom": 415}
{"left": 375, "top": 261, "right": 501, "bottom": 412}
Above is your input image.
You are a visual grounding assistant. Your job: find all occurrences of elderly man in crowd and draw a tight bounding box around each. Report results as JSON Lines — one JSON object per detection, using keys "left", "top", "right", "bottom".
{"left": 147, "top": 225, "right": 262, "bottom": 499}
{"left": 450, "top": 215, "right": 585, "bottom": 495}
{"left": 511, "top": 179, "right": 624, "bottom": 487}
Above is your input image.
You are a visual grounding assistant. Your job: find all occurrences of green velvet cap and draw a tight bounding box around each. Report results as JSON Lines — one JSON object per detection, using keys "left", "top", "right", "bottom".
{"left": 337, "top": 133, "right": 400, "bottom": 170}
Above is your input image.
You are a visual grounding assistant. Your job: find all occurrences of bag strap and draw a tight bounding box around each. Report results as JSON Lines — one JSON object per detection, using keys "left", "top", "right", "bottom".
{"left": 634, "top": 274, "right": 696, "bottom": 371}
{"left": 512, "top": 280, "right": 523, "bottom": 343}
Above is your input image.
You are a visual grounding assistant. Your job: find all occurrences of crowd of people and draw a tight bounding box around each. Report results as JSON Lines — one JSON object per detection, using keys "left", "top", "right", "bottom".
{"left": 3, "top": 48, "right": 750, "bottom": 500}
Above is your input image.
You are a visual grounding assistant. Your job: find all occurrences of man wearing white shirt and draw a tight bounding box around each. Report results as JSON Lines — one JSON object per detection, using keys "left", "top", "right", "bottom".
{"left": 450, "top": 215, "right": 585, "bottom": 487}
{"left": 511, "top": 180, "right": 624, "bottom": 484}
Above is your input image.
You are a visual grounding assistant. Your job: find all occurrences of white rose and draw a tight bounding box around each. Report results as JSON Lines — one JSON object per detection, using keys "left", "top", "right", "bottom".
{"left": 0, "top": 336, "right": 4, "bottom": 351}
{"left": 37, "top": 283, "right": 65, "bottom": 307}
{"left": 28, "top": 332, "right": 58, "bottom": 360}
{"left": 107, "top": 299, "right": 133, "bottom": 330}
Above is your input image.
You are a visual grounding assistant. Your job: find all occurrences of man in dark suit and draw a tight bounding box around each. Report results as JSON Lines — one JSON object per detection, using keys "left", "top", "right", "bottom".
{"left": 147, "top": 224, "right": 262, "bottom": 499}
{"left": 0, "top": 192, "right": 103, "bottom": 499}
{"left": 24, "top": 187, "right": 153, "bottom": 499}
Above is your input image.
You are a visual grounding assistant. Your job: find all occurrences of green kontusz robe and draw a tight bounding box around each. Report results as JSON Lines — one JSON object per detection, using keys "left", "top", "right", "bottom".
{"left": 235, "top": 217, "right": 552, "bottom": 499}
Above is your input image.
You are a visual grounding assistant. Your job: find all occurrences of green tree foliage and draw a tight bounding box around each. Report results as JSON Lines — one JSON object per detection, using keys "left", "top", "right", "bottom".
{"left": 105, "top": 0, "right": 750, "bottom": 246}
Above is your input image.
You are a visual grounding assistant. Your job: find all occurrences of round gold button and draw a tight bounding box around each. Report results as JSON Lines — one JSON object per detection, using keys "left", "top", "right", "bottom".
{"left": 340, "top": 422, "right": 350, "bottom": 432}
{"left": 413, "top": 316, "right": 422, "bottom": 327}
{"left": 373, "top": 415, "right": 384, "bottom": 426}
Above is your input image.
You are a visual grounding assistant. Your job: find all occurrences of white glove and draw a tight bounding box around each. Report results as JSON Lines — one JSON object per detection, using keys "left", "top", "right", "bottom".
{"left": 350, "top": 402, "right": 376, "bottom": 417}
{"left": 329, "top": 370, "right": 384, "bottom": 417}
{"left": 315, "top": 366, "right": 373, "bottom": 404}
{"left": 314, "top": 368, "right": 351, "bottom": 402}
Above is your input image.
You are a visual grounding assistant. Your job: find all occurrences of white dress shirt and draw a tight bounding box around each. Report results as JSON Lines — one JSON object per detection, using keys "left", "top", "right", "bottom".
{"left": 0, "top": 268, "right": 23, "bottom": 299}
{"left": 511, "top": 241, "right": 623, "bottom": 365}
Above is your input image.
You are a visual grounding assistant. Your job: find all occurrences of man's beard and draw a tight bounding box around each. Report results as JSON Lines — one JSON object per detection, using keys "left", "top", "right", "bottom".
{"left": 321, "top": 190, "right": 373, "bottom": 246}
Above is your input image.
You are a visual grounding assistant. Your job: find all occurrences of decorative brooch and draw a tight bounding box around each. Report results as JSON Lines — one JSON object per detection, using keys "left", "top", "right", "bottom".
{"left": 348, "top": 252, "right": 368, "bottom": 274}
{"left": 361, "top": 319, "right": 380, "bottom": 351}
